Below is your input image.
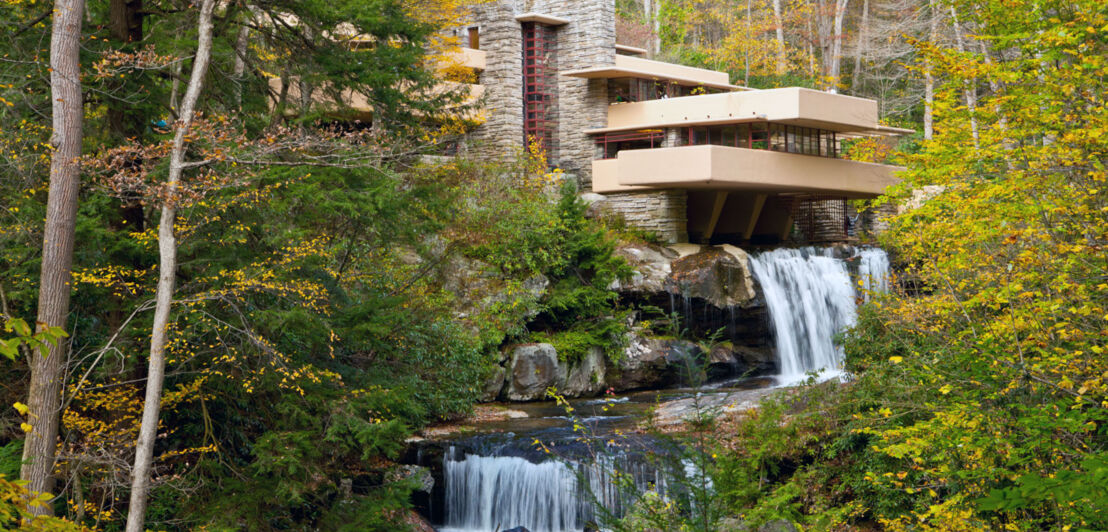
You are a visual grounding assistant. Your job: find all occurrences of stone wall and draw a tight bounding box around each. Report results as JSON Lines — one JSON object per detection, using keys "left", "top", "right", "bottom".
{"left": 602, "top": 190, "right": 688, "bottom": 243}
{"left": 468, "top": 2, "right": 524, "bottom": 160}
{"left": 466, "top": 1, "right": 615, "bottom": 189}
{"left": 536, "top": 0, "right": 615, "bottom": 188}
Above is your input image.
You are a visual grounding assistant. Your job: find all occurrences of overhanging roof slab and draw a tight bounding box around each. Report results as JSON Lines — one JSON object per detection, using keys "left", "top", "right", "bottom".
{"left": 614, "top": 145, "right": 903, "bottom": 198}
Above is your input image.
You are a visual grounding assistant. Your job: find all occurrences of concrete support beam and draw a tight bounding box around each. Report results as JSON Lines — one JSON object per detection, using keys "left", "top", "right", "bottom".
{"left": 702, "top": 191, "right": 729, "bottom": 242}
{"left": 742, "top": 193, "right": 767, "bottom": 241}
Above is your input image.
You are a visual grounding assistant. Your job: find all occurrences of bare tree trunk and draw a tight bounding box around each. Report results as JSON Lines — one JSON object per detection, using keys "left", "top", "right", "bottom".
{"left": 851, "top": 0, "right": 870, "bottom": 93}
{"left": 949, "top": 5, "right": 979, "bottom": 147}
{"left": 828, "top": 0, "right": 850, "bottom": 90}
{"left": 124, "top": 1, "right": 215, "bottom": 530}
{"left": 745, "top": 0, "right": 752, "bottom": 86}
{"left": 21, "top": 0, "right": 85, "bottom": 516}
{"left": 923, "top": 0, "right": 938, "bottom": 140}
{"left": 233, "top": 17, "right": 250, "bottom": 110}
{"left": 652, "top": 0, "right": 661, "bottom": 56}
{"left": 772, "top": 0, "right": 786, "bottom": 75}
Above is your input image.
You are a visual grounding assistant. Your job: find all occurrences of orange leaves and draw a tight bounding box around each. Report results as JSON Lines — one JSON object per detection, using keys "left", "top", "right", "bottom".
{"left": 90, "top": 46, "right": 178, "bottom": 81}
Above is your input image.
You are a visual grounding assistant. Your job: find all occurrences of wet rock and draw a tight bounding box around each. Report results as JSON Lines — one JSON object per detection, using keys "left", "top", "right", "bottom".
{"left": 607, "top": 334, "right": 698, "bottom": 391}
{"left": 506, "top": 344, "right": 565, "bottom": 401}
{"left": 562, "top": 347, "right": 606, "bottom": 397}
{"left": 610, "top": 243, "right": 678, "bottom": 293}
{"left": 718, "top": 517, "right": 750, "bottom": 531}
{"left": 652, "top": 388, "right": 776, "bottom": 427}
{"left": 760, "top": 519, "right": 798, "bottom": 532}
{"left": 667, "top": 246, "right": 757, "bottom": 309}
{"left": 706, "top": 344, "right": 776, "bottom": 380}
{"left": 480, "top": 364, "right": 507, "bottom": 402}
{"left": 503, "top": 527, "right": 531, "bottom": 532}
{"left": 386, "top": 464, "right": 434, "bottom": 493}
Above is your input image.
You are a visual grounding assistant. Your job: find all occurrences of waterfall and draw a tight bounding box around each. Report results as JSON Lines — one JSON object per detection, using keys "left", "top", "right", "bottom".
{"left": 442, "top": 452, "right": 582, "bottom": 532}
{"left": 749, "top": 248, "right": 862, "bottom": 384}
{"left": 441, "top": 447, "right": 667, "bottom": 532}
{"left": 858, "top": 248, "right": 890, "bottom": 301}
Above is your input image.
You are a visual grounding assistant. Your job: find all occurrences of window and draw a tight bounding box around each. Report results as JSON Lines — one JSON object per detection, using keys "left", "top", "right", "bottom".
{"left": 468, "top": 27, "right": 480, "bottom": 50}
{"left": 595, "top": 130, "right": 664, "bottom": 159}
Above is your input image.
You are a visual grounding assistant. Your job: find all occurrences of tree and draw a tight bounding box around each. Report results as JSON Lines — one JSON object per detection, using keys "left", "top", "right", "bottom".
{"left": 21, "top": 0, "right": 85, "bottom": 516}
{"left": 124, "top": 2, "right": 215, "bottom": 530}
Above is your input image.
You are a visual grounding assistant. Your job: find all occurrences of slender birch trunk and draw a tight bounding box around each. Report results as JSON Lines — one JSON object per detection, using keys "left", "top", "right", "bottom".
{"left": 772, "top": 0, "right": 786, "bottom": 75}
{"left": 233, "top": 18, "right": 250, "bottom": 110}
{"left": 124, "top": 1, "right": 215, "bottom": 530}
{"left": 924, "top": 0, "right": 938, "bottom": 140}
{"left": 21, "top": 0, "right": 85, "bottom": 516}
{"left": 828, "top": 0, "right": 850, "bottom": 90}
{"left": 851, "top": 0, "right": 870, "bottom": 93}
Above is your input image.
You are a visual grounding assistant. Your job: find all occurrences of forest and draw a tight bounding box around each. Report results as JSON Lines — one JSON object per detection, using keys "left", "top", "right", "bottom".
{"left": 1, "top": 0, "right": 1106, "bottom": 530}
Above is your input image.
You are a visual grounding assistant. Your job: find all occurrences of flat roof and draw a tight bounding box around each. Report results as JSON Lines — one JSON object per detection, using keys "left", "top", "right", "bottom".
{"left": 514, "top": 12, "right": 570, "bottom": 25}
{"left": 615, "top": 44, "right": 649, "bottom": 55}
{"left": 562, "top": 66, "right": 744, "bottom": 91}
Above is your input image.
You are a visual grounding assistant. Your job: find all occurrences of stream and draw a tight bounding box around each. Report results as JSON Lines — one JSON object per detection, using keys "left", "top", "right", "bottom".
{"left": 410, "top": 247, "right": 890, "bottom": 532}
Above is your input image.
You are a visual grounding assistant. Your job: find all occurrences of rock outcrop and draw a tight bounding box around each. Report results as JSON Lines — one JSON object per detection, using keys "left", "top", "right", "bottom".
{"left": 477, "top": 243, "right": 779, "bottom": 402}
{"left": 505, "top": 343, "right": 565, "bottom": 401}
{"left": 666, "top": 245, "right": 757, "bottom": 308}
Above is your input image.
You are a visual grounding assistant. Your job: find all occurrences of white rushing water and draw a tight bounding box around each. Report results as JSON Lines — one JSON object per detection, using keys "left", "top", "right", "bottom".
{"left": 858, "top": 248, "right": 891, "bottom": 301}
{"left": 442, "top": 453, "right": 582, "bottom": 532}
{"left": 438, "top": 247, "right": 891, "bottom": 531}
{"left": 441, "top": 448, "right": 666, "bottom": 532}
{"left": 749, "top": 247, "right": 889, "bottom": 384}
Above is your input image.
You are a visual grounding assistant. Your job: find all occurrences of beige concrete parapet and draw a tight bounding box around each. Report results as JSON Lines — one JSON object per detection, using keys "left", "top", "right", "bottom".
{"left": 562, "top": 55, "right": 740, "bottom": 90}
{"left": 601, "top": 88, "right": 891, "bottom": 134}
{"left": 601, "top": 145, "right": 902, "bottom": 197}
{"left": 448, "top": 47, "right": 487, "bottom": 71}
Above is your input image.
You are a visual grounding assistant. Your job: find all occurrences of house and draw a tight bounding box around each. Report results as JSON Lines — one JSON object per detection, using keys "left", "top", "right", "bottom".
{"left": 296, "top": 0, "right": 909, "bottom": 244}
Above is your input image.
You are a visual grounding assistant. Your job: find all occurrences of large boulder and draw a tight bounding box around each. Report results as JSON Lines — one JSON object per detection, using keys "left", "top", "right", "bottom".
{"left": 610, "top": 243, "right": 679, "bottom": 293}
{"left": 506, "top": 344, "right": 565, "bottom": 401}
{"left": 607, "top": 334, "right": 699, "bottom": 392}
{"left": 480, "top": 364, "right": 507, "bottom": 402}
{"left": 706, "top": 343, "right": 776, "bottom": 380}
{"left": 652, "top": 387, "right": 775, "bottom": 427}
{"left": 562, "top": 347, "right": 607, "bottom": 397}
{"left": 666, "top": 246, "right": 757, "bottom": 309}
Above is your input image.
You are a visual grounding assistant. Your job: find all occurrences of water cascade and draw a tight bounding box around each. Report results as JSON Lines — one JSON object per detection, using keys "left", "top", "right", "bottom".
{"left": 858, "top": 248, "right": 891, "bottom": 301}
{"left": 440, "top": 446, "right": 664, "bottom": 532}
{"left": 433, "top": 247, "right": 892, "bottom": 531}
{"left": 749, "top": 247, "right": 889, "bottom": 384}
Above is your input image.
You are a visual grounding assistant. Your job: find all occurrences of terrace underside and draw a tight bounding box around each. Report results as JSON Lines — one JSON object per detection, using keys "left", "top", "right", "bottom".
{"left": 594, "top": 145, "right": 903, "bottom": 244}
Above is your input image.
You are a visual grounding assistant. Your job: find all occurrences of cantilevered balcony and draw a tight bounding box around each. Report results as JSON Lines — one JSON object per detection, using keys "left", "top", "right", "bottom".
{"left": 596, "top": 87, "right": 911, "bottom": 135}
{"left": 593, "top": 145, "right": 902, "bottom": 197}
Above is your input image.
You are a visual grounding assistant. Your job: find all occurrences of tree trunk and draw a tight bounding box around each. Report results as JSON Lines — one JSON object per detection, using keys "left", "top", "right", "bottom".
{"left": 949, "top": 6, "right": 979, "bottom": 147}
{"left": 107, "top": 0, "right": 143, "bottom": 137}
{"left": 923, "top": 0, "right": 938, "bottom": 140}
{"left": 124, "top": 1, "right": 215, "bottom": 530}
{"left": 828, "top": 0, "right": 850, "bottom": 90}
{"left": 233, "top": 14, "right": 251, "bottom": 110}
{"left": 744, "top": 0, "right": 752, "bottom": 86}
{"left": 652, "top": 0, "right": 661, "bottom": 56}
{"left": 772, "top": 0, "right": 786, "bottom": 75}
{"left": 21, "top": 0, "right": 85, "bottom": 516}
{"left": 851, "top": 0, "right": 870, "bottom": 93}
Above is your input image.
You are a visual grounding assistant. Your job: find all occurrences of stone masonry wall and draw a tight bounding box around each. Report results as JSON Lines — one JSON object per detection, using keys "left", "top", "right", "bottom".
{"left": 603, "top": 190, "right": 688, "bottom": 243}
{"left": 467, "top": 1, "right": 615, "bottom": 189}
{"left": 536, "top": 0, "right": 615, "bottom": 189}
{"left": 468, "top": 2, "right": 524, "bottom": 161}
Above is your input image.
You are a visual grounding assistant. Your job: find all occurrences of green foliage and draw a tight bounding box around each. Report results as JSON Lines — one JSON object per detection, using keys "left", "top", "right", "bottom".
{"left": 0, "top": 441, "right": 21, "bottom": 480}
{"left": 0, "top": 475, "right": 86, "bottom": 531}
{"left": 0, "top": 318, "right": 67, "bottom": 361}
